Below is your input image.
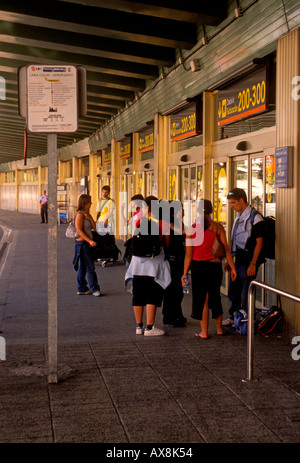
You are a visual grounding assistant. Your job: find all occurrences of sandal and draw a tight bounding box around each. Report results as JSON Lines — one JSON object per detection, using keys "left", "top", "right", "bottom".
{"left": 195, "top": 333, "right": 210, "bottom": 339}
{"left": 217, "top": 331, "right": 230, "bottom": 336}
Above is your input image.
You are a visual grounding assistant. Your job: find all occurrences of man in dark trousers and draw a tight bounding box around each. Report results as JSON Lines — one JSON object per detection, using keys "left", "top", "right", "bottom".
{"left": 223, "top": 188, "right": 264, "bottom": 326}
{"left": 39, "top": 190, "right": 48, "bottom": 224}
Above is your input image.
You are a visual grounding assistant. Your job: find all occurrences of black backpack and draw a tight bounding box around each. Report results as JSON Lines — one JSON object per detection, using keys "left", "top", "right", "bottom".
{"left": 246, "top": 208, "right": 275, "bottom": 260}
{"left": 258, "top": 301, "right": 283, "bottom": 335}
{"left": 132, "top": 217, "right": 161, "bottom": 258}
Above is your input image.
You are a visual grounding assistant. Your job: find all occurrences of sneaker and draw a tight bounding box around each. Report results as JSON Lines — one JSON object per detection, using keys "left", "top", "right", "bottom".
{"left": 222, "top": 318, "right": 234, "bottom": 326}
{"left": 136, "top": 326, "right": 144, "bottom": 335}
{"left": 144, "top": 326, "right": 165, "bottom": 336}
{"left": 77, "top": 290, "right": 92, "bottom": 295}
{"left": 92, "top": 291, "right": 101, "bottom": 297}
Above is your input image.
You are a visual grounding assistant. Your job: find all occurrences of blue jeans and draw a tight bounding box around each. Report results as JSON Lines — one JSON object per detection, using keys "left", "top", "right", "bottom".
{"left": 74, "top": 241, "right": 100, "bottom": 293}
{"left": 228, "top": 253, "right": 258, "bottom": 319}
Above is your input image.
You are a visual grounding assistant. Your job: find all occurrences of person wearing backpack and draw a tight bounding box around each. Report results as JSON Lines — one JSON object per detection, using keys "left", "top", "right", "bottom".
{"left": 223, "top": 188, "right": 265, "bottom": 327}
{"left": 125, "top": 196, "right": 171, "bottom": 336}
{"left": 162, "top": 200, "right": 187, "bottom": 327}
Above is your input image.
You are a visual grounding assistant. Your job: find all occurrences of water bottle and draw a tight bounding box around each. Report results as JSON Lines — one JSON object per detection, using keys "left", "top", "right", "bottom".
{"left": 183, "top": 275, "right": 190, "bottom": 294}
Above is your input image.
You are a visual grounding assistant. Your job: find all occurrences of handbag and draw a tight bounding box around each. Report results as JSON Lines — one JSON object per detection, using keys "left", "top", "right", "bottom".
{"left": 211, "top": 223, "right": 226, "bottom": 259}
{"left": 65, "top": 219, "right": 79, "bottom": 239}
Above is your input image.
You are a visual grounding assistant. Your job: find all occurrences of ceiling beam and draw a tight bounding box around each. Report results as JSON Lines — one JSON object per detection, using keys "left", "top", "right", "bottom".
{"left": 58, "top": 0, "right": 226, "bottom": 25}
{"left": 0, "top": 22, "right": 175, "bottom": 66}
{"left": 0, "top": 3, "right": 197, "bottom": 49}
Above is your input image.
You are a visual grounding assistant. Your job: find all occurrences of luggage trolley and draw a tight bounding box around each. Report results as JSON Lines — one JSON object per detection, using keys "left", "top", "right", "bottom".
{"left": 93, "top": 230, "right": 121, "bottom": 267}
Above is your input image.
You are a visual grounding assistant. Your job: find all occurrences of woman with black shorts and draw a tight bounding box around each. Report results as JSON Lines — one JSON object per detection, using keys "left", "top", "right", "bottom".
{"left": 125, "top": 196, "right": 171, "bottom": 336}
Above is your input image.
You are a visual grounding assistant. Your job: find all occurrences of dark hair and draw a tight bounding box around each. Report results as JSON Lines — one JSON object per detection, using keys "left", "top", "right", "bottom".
{"left": 102, "top": 185, "right": 110, "bottom": 193}
{"left": 227, "top": 187, "right": 247, "bottom": 203}
{"left": 144, "top": 195, "right": 158, "bottom": 215}
{"left": 168, "top": 200, "right": 183, "bottom": 225}
{"left": 77, "top": 194, "right": 92, "bottom": 211}
{"left": 131, "top": 194, "right": 144, "bottom": 201}
{"left": 197, "top": 199, "right": 213, "bottom": 231}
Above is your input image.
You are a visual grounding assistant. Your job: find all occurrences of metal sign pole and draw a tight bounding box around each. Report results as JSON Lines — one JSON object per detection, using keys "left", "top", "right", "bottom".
{"left": 18, "top": 64, "right": 86, "bottom": 383}
{"left": 47, "top": 133, "right": 58, "bottom": 384}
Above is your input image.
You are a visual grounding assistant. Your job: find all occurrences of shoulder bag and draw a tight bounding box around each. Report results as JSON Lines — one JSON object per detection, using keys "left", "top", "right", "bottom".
{"left": 66, "top": 219, "right": 78, "bottom": 239}
{"left": 211, "top": 223, "right": 226, "bottom": 260}
{"left": 65, "top": 212, "right": 83, "bottom": 239}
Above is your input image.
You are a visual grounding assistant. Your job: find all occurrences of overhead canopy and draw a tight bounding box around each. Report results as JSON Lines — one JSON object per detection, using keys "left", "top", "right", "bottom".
{"left": 0, "top": 0, "right": 227, "bottom": 164}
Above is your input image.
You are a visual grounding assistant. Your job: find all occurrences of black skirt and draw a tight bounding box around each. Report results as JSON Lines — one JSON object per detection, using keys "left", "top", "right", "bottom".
{"left": 191, "top": 260, "right": 223, "bottom": 320}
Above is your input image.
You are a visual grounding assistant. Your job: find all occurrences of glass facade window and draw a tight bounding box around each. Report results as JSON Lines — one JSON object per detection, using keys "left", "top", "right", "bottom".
{"left": 171, "top": 134, "right": 203, "bottom": 152}
{"left": 213, "top": 162, "right": 227, "bottom": 228}
{"left": 265, "top": 155, "right": 276, "bottom": 217}
{"left": 197, "top": 166, "right": 203, "bottom": 200}
{"left": 217, "top": 111, "right": 276, "bottom": 140}
{"left": 145, "top": 171, "right": 155, "bottom": 197}
{"left": 251, "top": 158, "right": 263, "bottom": 213}
{"left": 168, "top": 168, "right": 177, "bottom": 201}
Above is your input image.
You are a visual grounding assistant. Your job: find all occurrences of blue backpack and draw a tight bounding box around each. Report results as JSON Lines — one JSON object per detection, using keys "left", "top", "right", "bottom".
{"left": 234, "top": 309, "right": 258, "bottom": 336}
{"left": 234, "top": 310, "right": 249, "bottom": 335}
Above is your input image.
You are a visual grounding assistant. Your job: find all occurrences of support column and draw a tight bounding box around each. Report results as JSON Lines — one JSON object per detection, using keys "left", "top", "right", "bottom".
{"left": 111, "top": 138, "right": 120, "bottom": 237}
{"left": 72, "top": 156, "right": 79, "bottom": 211}
{"left": 132, "top": 133, "right": 139, "bottom": 194}
{"left": 276, "top": 28, "right": 300, "bottom": 335}
{"left": 154, "top": 113, "right": 168, "bottom": 200}
{"left": 202, "top": 92, "right": 214, "bottom": 199}
{"left": 89, "top": 152, "right": 97, "bottom": 219}
{"left": 15, "top": 169, "right": 19, "bottom": 212}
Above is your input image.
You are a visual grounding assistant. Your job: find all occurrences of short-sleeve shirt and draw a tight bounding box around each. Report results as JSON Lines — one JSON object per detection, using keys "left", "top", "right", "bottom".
{"left": 231, "top": 205, "right": 264, "bottom": 253}
{"left": 40, "top": 194, "right": 48, "bottom": 205}
{"left": 96, "top": 198, "right": 115, "bottom": 225}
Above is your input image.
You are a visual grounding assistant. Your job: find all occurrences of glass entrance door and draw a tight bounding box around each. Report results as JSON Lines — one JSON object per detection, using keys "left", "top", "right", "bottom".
{"left": 231, "top": 153, "right": 276, "bottom": 308}
{"left": 213, "top": 161, "right": 228, "bottom": 290}
{"left": 180, "top": 164, "right": 201, "bottom": 226}
{"left": 120, "top": 174, "right": 134, "bottom": 237}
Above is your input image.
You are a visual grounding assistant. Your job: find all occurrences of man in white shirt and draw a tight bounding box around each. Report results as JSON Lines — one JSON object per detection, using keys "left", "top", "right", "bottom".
{"left": 96, "top": 185, "right": 115, "bottom": 235}
{"left": 223, "top": 188, "right": 264, "bottom": 326}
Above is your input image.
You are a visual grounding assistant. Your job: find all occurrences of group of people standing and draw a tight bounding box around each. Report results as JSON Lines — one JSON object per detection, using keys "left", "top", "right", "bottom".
{"left": 72, "top": 186, "right": 264, "bottom": 339}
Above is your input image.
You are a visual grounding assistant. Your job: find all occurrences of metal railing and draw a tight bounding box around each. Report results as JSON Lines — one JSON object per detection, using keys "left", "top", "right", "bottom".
{"left": 245, "top": 280, "right": 300, "bottom": 382}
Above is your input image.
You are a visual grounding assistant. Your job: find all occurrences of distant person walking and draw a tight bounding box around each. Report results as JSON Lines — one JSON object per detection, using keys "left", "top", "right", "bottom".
{"left": 39, "top": 190, "right": 48, "bottom": 224}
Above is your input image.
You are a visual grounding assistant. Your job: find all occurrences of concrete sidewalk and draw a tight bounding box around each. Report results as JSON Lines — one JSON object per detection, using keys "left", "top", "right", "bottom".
{"left": 0, "top": 209, "right": 299, "bottom": 445}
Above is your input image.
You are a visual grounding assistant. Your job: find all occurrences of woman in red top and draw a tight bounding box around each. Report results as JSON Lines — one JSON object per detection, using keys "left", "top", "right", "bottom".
{"left": 182, "top": 200, "right": 236, "bottom": 339}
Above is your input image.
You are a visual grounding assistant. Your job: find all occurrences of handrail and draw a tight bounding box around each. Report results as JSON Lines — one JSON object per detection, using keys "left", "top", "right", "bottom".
{"left": 245, "top": 280, "right": 300, "bottom": 382}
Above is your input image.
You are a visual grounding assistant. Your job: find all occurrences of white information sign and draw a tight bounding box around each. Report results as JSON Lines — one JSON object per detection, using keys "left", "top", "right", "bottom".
{"left": 26, "top": 65, "right": 78, "bottom": 133}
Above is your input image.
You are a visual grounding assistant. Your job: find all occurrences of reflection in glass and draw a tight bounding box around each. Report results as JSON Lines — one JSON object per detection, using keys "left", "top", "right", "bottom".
{"left": 213, "top": 163, "right": 227, "bottom": 229}
{"left": 233, "top": 159, "right": 248, "bottom": 192}
{"left": 251, "top": 158, "right": 263, "bottom": 213}
{"left": 169, "top": 168, "right": 177, "bottom": 201}
{"left": 181, "top": 167, "right": 189, "bottom": 201}
{"left": 213, "top": 162, "right": 227, "bottom": 288}
{"left": 197, "top": 166, "right": 203, "bottom": 200}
